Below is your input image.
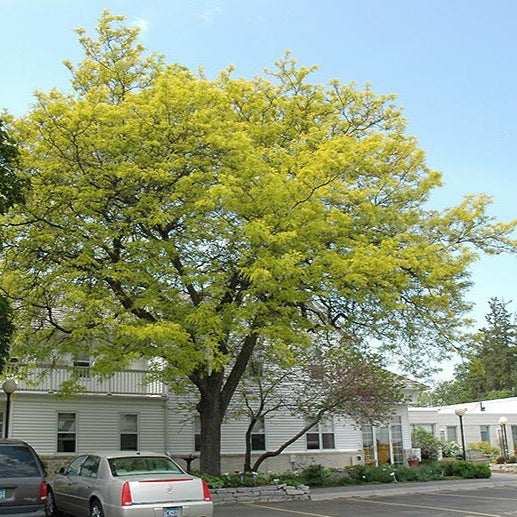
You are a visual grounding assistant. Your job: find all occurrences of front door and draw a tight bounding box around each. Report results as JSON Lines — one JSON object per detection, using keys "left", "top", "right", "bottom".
{"left": 376, "top": 426, "right": 391, "bottom": 464}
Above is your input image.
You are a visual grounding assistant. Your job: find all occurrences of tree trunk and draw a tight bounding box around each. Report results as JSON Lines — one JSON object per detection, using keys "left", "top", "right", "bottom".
{"left": 243, "top": 418, "right": 256, "bottom": 472}
{"left": 197, "top": 380, "right": 224, "bottom": 475}
{"left": 193, "top": 333, "right": 258, "bottom": 475}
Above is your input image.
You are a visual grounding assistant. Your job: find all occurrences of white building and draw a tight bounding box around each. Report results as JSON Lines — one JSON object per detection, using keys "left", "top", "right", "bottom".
{"left": 1, "top": 361, "right": 420, "bottom": 472}
{"left": 409, "top": 397, "right": 517, "bottom": 454}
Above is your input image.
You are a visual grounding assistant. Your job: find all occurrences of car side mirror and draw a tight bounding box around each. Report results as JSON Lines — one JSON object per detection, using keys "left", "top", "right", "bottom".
{"left": 58, "top": 467, "right": 66, "bottom": 474}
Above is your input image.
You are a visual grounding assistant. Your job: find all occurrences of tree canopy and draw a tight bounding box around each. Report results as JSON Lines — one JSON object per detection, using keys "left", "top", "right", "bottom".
{"left": 1, "top": 12, "right": 515, "bottom": 473}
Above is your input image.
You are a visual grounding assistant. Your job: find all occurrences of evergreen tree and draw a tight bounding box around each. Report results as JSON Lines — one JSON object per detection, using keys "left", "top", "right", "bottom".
{"left": 0, "top": 119, "right": 24, "bottom": 372}
{"left": 420, "top": 298, "right": 517, "bottom": 406}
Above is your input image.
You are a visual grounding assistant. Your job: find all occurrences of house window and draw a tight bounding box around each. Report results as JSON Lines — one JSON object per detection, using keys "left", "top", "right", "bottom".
{"left": 361, "top": 425, "right": 375, "bottom": 465}
{"left": 251, "top": 417, "right": 266, "bottom": 451}
{"left": 57, "top": 413, "right": 76, "bottom": 452}
{"left": 73, "top": 352, "right": 91, "bottom": 378}
{"left": 390, "top": 416, "right": 404, "bottom": 465}
{"left": 411, "top": 424, "right": 435, "bottom": 438}
{"left": 120, "top": 414, "right": 138, "bottom": 451}
{"left": 480, "top": 425, "right": 490, "bottom": 443}
{"left": 194, "top": 416, "right": 201, "bottom": 452}
{"left": 306, "top": 417, "right": 335, "bottom": 450}
{"left": 446, "top": 426, "right": 458, "bottom": 442}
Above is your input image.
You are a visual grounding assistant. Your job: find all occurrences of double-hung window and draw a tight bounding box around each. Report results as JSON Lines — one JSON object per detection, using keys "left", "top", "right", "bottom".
{"left": 57, "top": 413, "right": 77, "bottom": 452}
{"left": 194, "top": 416, "right": 201, "bottom": 452}
{"left": 251, "top": 417, "right": 266, "bottom": 451}
{"left": 480, "top": 425, "right": 490, "bottom": 443}
{"left": 72, "top": 352, "right": 91, "bottom": 378}
{"left": 306, "top": 417, "right": 335, "bottom": 450}
{"left": 120, "top": 414, "right": 138, "bottom": 451}
{"left": 446, "top": 426, "right": 458, "bottom": 442}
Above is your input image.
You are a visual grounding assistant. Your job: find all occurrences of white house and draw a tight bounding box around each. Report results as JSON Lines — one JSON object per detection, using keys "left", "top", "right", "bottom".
{"left": 1, "top": 361, "right": 420, "bottom": 472}
{"left": 409, "top": 397, "right": 517, "bottom": 455}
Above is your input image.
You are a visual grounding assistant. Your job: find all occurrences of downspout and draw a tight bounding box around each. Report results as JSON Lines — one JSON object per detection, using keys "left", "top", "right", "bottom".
{"left": 163, "top": 387, "right": 170, "bottom": 454}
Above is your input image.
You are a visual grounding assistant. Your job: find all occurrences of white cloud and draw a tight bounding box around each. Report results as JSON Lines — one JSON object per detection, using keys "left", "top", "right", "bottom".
{"left": 132, "top": 17, "right": 150, "bottom": 37}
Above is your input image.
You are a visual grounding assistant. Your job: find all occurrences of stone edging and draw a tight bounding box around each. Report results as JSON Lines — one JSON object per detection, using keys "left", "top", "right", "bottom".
{"left": 211, "top": 484, "right": 310, "bottom": 504}
{"left": 490, "top": 464, "right": 517, "bottom": 473}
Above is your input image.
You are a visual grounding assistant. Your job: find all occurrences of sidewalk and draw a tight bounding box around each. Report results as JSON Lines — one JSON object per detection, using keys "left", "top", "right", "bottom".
{"left": 309, "top": 472, "right": 517, "bottom": 501}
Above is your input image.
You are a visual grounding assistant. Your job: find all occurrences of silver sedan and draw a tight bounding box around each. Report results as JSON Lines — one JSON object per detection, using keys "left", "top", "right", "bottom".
{"left": 46, "top": 451, "right": 213, "bottom": 517}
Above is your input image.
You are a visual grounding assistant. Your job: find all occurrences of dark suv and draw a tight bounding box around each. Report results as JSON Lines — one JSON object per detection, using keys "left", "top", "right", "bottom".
{"left": 0, "top": 439, "right": 47, "bottom": 517}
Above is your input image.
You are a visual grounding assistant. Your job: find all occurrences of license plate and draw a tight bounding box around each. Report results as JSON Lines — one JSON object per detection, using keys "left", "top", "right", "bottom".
{"left": 163, "top": 508, "right": 181, "bottom": 517}
{"left": 0, "top": 489, "right": 5, "bottom": 500}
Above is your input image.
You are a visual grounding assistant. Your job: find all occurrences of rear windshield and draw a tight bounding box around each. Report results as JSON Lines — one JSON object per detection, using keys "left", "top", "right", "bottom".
{"left": 108, "top": 456, "right": 183, "bottom": 477}
{"left": 0, "top": 445, "right": 42, "bottom": 478}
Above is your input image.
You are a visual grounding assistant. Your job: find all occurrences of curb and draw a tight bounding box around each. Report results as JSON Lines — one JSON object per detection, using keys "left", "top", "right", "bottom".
{"left": 310, "top": 479, "right": 517, "bottom": 501}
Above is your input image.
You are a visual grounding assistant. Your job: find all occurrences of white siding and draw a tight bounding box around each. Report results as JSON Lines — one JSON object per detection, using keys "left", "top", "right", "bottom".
{"left": 334, "top": 416, "right": 362, "bottom": 451}
{"left": 10, "top": 394, "right": 166, "bottom": 455}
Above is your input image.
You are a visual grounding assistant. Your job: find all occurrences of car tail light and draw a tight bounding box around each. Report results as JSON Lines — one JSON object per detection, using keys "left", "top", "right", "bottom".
{"left": 121, "top": 482, "right": 132, "bottom": 506}
{"left": 202, "top": 480, "right": 211, "bottom": 502}
{"left": 39, "top": 481, "right": 48, "bottom": 502}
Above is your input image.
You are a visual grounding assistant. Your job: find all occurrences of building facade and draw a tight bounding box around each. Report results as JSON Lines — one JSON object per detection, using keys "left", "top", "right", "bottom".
{"left": 409, "top": 398, "right": 517, "bottom": 455}
{"left": 1, "top": 363, "right": 418, "bottom": 472}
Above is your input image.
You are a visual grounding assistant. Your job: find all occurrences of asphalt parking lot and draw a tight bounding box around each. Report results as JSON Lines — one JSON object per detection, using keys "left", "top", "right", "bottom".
{"left": 215, "top": 486, "right": 517, "bottom": 517}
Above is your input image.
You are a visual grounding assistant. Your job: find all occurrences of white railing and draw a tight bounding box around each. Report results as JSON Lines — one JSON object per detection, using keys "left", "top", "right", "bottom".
{"left": 13, "top": 366, "right": 167, "bottom": 396}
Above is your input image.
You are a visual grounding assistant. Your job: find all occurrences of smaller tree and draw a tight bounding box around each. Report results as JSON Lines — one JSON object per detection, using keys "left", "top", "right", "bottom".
{"left": 411, "top": 427, "right": 441, "bottom": 461}
{"left": 238, "top": 345, "right": 406, "bottom": 472}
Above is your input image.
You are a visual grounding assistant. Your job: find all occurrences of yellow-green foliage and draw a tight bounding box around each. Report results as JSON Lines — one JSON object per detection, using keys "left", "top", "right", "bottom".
{"left": 1, "top": 11, "right": 515, "bottom": 386}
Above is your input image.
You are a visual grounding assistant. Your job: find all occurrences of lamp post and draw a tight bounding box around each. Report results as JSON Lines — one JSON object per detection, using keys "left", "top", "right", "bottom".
{"left": 2, "top": 379, "right": 17, "bottom": 439}
{"left": 454, "top": 407, "right": 467, "bottom": 460}
{"left": 499, "top": 416, "right": 509, "bottom": 461}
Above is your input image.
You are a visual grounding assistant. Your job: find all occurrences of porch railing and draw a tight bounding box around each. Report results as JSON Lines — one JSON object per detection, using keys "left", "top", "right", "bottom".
{"left": 12, "top": 365, "right": 167, "bottom": 396}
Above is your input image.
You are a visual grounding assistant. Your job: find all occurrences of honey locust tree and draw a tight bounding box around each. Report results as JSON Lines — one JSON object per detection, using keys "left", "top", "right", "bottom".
{"left": 1, "top": 12, "right": 515, "bottom": 474}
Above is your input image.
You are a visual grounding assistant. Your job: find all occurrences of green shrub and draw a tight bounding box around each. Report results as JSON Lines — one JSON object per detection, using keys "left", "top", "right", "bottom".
{"left": 299, "top": 464, "right": 329, "bottom": 486}
{"left": 338, "top": 475, "right": 360, "bottom": 485}
{"left": 411, "top": 427, "right": 441, "bottom": 461}
{"left": 344, "top": 464, "right": 368, "bottom": 481}
{"left": 471, "top": 463, "right": 491, "bottom": 478}
{"left": 200, "top": 459, "right": 489, "bottom": 490}
{"left": 414, "top": 463, "right": 444, "bottom": 481}
{"left": 468, "top": 441, "right": 500, "bottom": 458}
{"left": 364, "top": 465, "right": 396, "bottom": 483}
{"left": 440, "top": 460, "right": 491, "bottom": 479}
{"left": 200, "top": 473, "right": 225, "bottom": 489}
{"left": 394, "top": 465, "right": 419, "bottom": 482}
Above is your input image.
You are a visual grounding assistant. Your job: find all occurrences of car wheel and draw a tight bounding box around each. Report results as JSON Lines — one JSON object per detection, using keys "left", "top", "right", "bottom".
{"left": 46, "top": 488, "right": 60, "bottom": 517}
{"left": 90, "top": 499, "right": 104, "bottom": 517}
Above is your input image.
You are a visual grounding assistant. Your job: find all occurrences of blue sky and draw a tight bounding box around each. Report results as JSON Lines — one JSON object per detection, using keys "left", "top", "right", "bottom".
{"left": 1, "top": 0, "right": 516, "bottom": 379}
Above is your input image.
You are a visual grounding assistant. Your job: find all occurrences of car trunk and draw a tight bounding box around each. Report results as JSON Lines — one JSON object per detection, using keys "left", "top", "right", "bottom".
{"left": 123, "top": 475, "right": 204, "bottom": 504}
{"left": 0, "top": 444, "right": 45, "bottom": 513}
{"left": 0, "top": 476, "right": 43, "bottom": 511}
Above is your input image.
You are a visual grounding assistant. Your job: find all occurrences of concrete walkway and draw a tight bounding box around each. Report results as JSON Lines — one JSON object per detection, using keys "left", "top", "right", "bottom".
{"left": 309, "top": 472, "right": 517, "bottom": 501}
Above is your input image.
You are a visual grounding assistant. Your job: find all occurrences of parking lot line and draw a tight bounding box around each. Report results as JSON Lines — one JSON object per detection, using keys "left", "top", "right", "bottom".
{"left": 347, "top": 497, "right": 502, "bottom": 516}
{"left": 431, "top": 493, "right": 517, "bottom": 502}
{"left": 248, "top": 503, "right": 335, "bottom": 516}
